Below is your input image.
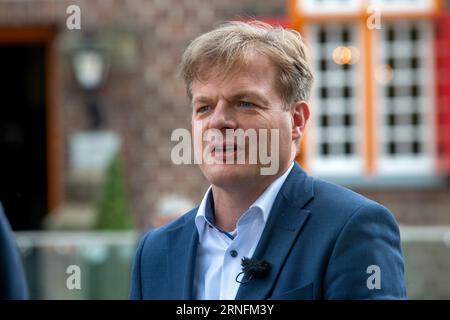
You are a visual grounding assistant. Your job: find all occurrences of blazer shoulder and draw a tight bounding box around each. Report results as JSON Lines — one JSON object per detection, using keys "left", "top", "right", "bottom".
{"left": 309, "top": 177, "right": 396, "bottom": 224}
{"left": 139, "top": 207, "right": 198, "bottom": 251}
{"left": 313, "top": 177, "right": 371, "bottom": 202}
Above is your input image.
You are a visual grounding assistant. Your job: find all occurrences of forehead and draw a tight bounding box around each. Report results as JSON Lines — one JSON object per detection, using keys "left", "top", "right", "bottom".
{"left": 191, "top": 54, "right": 279, "bottom": 99}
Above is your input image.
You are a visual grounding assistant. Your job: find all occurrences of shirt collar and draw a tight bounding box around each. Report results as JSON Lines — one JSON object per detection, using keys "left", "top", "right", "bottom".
{"left": 194, "top": 186, "right": 214, "bottom": 241}
{"left": 250, "top": 162, "right": 294, "bottom": 223}
{"left": 195, "top": 162, "right": 295, "bottom": 241}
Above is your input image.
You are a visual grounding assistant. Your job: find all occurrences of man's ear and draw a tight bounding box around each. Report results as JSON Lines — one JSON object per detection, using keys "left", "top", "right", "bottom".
{"left": 291, "top": 101, "right": 310, "bottom": 141}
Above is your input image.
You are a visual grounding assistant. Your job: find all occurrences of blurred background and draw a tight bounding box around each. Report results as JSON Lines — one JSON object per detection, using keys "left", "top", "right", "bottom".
{"left": 0, "top": 0, "right": 450, "bottom": 299}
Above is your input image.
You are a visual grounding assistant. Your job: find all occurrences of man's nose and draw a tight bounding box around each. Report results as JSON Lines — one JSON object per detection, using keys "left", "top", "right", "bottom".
{"left": 208, "top": 101, "right": 237, "bottom": 130}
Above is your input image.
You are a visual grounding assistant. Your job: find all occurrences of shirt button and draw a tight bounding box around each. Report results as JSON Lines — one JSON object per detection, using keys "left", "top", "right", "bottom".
{"left": 230, "top": 250, "right": 238, "bottom": 258}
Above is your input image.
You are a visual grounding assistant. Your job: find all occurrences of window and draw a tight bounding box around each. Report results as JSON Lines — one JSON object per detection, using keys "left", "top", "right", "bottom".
{"left": 308, "top": 23, "right": 363, "bottom": 176}
{"left": 374, "top": 0, "right": 436, "bottom": 14}
{"left": 307, "top": 20, "right": 435, "bottom": 178}
{"left": 298, "top": 0, "right": 362, "bottom": 15}
{"left": 376, "top": 20, "right": 435, "bottom": 175}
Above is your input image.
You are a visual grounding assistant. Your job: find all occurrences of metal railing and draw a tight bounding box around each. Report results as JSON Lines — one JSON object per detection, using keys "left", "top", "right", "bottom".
{"left": 13, "top": 226, "right": 450, "bottom": 299}
{"left": 15, "top": 231, "right": 138, "bottom": 299}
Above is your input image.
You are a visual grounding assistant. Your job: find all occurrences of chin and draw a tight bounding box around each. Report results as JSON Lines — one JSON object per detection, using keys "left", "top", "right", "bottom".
{"left": 200, "top": 163, "right": 261, "bottom": 188}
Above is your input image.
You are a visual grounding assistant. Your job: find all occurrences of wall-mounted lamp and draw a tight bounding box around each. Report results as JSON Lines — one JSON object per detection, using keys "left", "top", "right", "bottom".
{"left": 72, "top": 36, "right": 109, "bottom": 130}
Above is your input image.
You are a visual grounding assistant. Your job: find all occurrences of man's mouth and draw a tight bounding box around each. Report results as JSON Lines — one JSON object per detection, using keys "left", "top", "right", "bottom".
{"left": 209, "top": 142, "right": 242, "bottom": 159}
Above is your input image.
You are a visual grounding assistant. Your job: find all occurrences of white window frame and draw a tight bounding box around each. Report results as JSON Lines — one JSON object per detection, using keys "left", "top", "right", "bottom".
{"left": 306, "top": 23, "right": 365, "bottom": 177}
{"left": 375, "top": 20, "right": 436, "bottom": 176}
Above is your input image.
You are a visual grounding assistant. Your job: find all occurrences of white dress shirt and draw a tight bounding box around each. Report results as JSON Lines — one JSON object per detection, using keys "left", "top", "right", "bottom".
{"left": 193, "top": 162, "right": 294, "bottom": 300}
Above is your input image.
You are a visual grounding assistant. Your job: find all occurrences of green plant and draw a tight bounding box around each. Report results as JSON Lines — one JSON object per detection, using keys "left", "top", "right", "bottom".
{"left": 95, "top": 152, "right": 133, "bottom": 230}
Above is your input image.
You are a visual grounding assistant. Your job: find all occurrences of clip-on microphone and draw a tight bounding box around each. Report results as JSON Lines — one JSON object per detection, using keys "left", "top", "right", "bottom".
{"left": 235, "top": 257, "right": 271, "bottom": 284}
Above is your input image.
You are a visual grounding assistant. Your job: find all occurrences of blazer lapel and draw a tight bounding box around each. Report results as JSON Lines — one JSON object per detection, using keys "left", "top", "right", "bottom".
{"left": 166, "top": 210, "right": 199, "bottom": 299}
{"left": 235, "top": 163, "right": 314, "bottom": 300}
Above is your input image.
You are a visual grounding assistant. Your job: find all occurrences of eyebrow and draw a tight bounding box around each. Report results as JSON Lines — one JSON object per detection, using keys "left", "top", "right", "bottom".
{"left": 193, "top": 96, "right": 212, "bottom": 105}
{"left": 230, "top": 91, "right": 270, "bottom": 106}
{"left": 193, "top": 91, "right": 270, "bottom": 106}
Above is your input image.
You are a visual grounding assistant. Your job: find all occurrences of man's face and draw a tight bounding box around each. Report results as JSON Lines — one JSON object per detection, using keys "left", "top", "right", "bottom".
{"left": 191, "top": 54, "right": 296, "bottom": 188}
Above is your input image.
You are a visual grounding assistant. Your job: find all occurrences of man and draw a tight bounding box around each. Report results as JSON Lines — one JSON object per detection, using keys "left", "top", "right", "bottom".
{"left": 130, "top": 21, "right": 406, "bottom": 299}
{"left": 0, "top": 202, "right": 29, "bottom": 299}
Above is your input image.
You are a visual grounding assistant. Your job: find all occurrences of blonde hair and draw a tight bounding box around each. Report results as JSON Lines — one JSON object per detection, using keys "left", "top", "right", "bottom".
{"left": 180, "top": 20, "right": 313, "bottom": 109}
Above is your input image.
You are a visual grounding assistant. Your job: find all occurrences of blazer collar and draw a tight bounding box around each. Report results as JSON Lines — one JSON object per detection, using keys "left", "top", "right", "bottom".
{"left": 235, "top": 162, "right": 314, "bottom": 299}
{"left": 166, "top": 209, "right": 199, "bottom": 299}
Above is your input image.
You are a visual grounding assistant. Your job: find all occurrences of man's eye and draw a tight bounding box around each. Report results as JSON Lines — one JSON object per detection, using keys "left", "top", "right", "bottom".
{"left": 238, "top": 101, "right": 256, "bottom": 108}
{"left": 197, "top": 106, "right": 212, "bottom": 113}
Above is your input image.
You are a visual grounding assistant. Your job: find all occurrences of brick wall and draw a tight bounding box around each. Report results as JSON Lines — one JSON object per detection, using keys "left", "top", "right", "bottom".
{"left": 359, "top": 188, "right": 450, "bottom": 225}
{"left": 0, "top": 0, "right": 286, "bottom": 229}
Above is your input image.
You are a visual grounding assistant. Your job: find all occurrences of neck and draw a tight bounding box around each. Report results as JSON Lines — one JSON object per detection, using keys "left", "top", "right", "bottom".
{"left": 211, "top": 161, "right": 293, "bottom": 232}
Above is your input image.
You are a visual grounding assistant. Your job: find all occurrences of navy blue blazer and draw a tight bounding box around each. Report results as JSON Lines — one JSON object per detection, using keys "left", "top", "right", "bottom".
{"left": 130, "top": 163, "right": 406, "bottom": 299}
{"left": 0, "top": 202, "right": 29, "bottom": 300}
